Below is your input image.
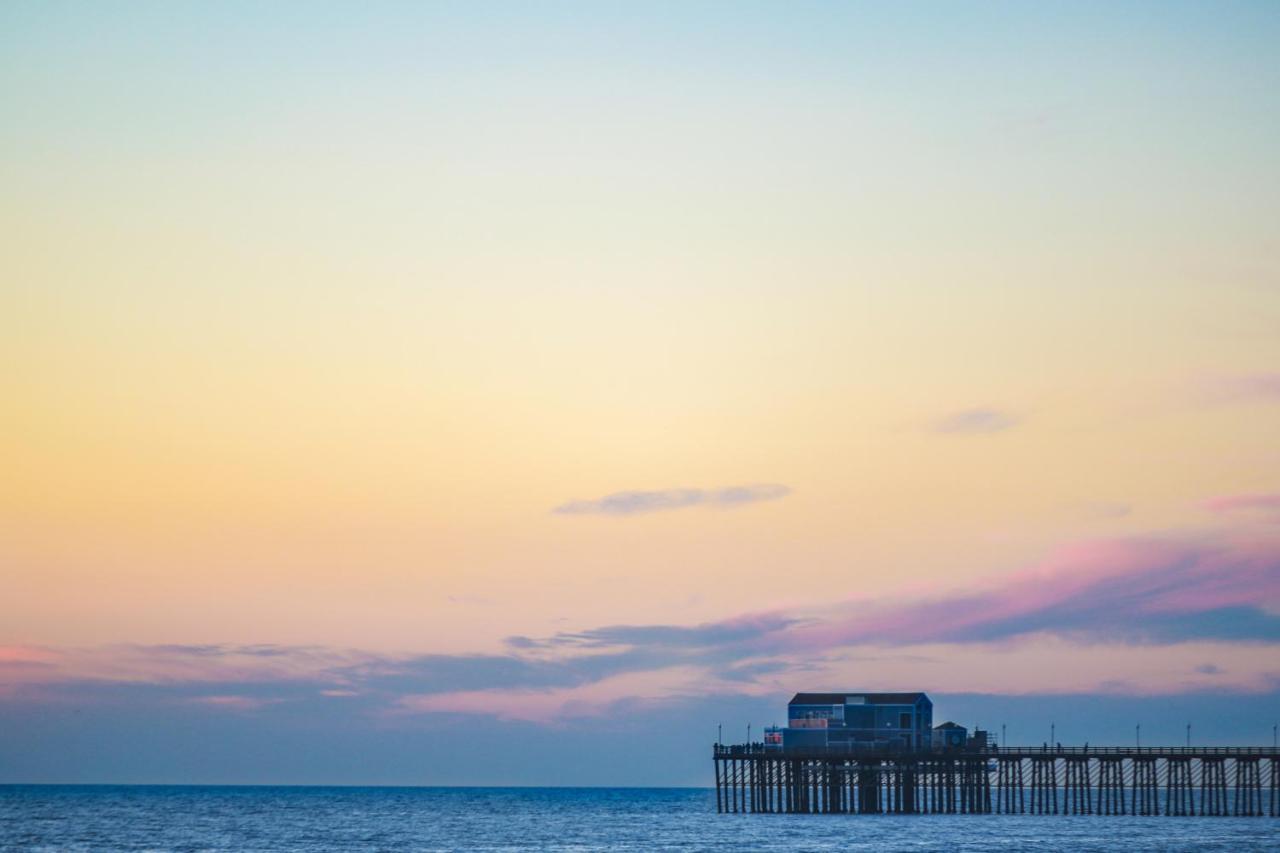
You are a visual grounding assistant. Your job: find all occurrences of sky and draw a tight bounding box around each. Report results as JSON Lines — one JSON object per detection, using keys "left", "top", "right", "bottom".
{"left": 2, "top": 1, "right": 1279, "bottom": 784}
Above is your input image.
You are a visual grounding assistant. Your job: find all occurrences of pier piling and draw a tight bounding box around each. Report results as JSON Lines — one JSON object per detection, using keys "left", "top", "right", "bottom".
{"left": 713, "top": 745, "right": 1280, "bottom": 817}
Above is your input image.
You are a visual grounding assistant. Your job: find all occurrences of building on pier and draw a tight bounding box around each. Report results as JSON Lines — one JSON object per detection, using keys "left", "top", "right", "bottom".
{"left": 932, "top": 721, "right": 968, "bottom": 749}
{"left": 781, "top": 692, "right": 933, "bottom": 751}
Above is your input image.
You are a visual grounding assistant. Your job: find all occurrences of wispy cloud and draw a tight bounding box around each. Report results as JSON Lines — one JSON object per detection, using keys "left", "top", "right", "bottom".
{"left": 394, "top": 666, "right": 719, "bottom": 723}
{"left": 553, "top": 483, "right": 791, "bottom": 516}
{"left": 4, "top": 531, "right": 1278, "bottom": 724}
{"left": 931, "top": 407, "right": 1020, "bottom": 435}
{"left": 516, "top": 535, "right": 1280, "bottom": 657}
{"left": 521, "top": 613, "right": 801, "bottom": 651}
{"left": 185, "top": 695, "right": 282, "bottom": 711}
{"left": 0, "top": 643, "right": 380, "bottom": 690}
{"left": 781, "top": 536, "right": 1280, "bottom": 651}
{"left": 1193, "top": 372, "right": 1280, "bottom": 406}
{"left": 1203, "top": 493, "right": 1280, "bottom": 516}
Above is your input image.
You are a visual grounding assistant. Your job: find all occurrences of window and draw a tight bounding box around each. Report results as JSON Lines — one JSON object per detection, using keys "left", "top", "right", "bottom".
{"left": 900, "top": 712, "right": 912, "bottom": 729}
{"left": 790, "top": 706, "right": 832, "bottom": 720}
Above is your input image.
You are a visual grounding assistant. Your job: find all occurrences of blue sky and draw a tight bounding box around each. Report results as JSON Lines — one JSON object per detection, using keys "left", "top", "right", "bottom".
{"left": 3, "top": 687, "right": 1274, "bottom": 785}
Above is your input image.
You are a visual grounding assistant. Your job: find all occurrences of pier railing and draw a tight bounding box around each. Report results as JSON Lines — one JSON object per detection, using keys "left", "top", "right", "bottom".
{"left": 715, "top": 744, "right": 1280, "bottom": 759}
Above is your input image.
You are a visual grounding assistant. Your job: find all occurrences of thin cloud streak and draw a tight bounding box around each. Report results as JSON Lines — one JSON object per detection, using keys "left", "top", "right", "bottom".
{"left": 186, "top": 695, "right": 282, "bottom": 711}
{"left": 1193, "top": 372, "right": 1280, "bottom": 406}
{"left": 931, "top": 407, "right": 1020, "bottom": 435}
{"left": 527, "top": 613, "right": 801, "bottom": 650}
{"left": 1204, "top": 493, "right": 1280, "bottom": 515}
{"left": 553, "top": 483, "right": 791, "bottom": 516}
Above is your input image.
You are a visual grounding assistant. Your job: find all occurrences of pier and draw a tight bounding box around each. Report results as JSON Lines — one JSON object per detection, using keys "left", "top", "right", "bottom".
{"left": 713, "top": 745, "right": 1280, "bottom": 816}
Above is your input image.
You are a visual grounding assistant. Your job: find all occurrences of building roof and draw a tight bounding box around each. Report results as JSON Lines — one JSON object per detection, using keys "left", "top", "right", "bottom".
{"left": 934, "top": 721, "right": 966, "bottom": 729}
{"left": 789, "top": 692, "right": 929, "bottom": 706}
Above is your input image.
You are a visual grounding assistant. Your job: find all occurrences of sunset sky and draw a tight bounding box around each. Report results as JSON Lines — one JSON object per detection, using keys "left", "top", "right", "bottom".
{"left": 3, "top": 2, "right": 1279, "bottom": 784}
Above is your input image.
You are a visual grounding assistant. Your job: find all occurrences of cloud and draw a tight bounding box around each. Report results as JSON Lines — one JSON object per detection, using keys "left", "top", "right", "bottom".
{"left": 1203, "top": 493, "right": 1280, "bottom": 516}
{"left": 534, "top": 613, "right": 800, "bottom": 650}
{"left": 1193, "top": 372, "right": 1280, "bottom": 406}
{"left": 0, "top": 643, "right": 382, "bottom": 691}
{"left": 552, "top": 483, "right": 791, "bottom": 516}
{"left": 780, "top": 536, "right": 1280, "bottom": 650}
{"left": 394, "top": 666, "right": 717, "bottom": 723}
{"left": 4, "top": 532, "right": 1278, "bottom": 726}
{"left": 931, "top": 407, "right": 1020, "bottom": 435}
{"left": 185, "top": 695, "right": 282, "bottom": 711}
{"left": 401, "top": 533, "right": 1280, "bottom": 716}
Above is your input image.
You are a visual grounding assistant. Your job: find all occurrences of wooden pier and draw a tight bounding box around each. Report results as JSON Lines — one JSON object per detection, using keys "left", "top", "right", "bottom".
{"left": 713, "top": 745, "right": 1280, "bottom": 816}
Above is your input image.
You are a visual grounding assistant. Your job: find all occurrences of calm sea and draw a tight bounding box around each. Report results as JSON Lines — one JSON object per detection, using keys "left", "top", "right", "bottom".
{"left": 1, "top": 786, "right": 1276, "bottom": 851}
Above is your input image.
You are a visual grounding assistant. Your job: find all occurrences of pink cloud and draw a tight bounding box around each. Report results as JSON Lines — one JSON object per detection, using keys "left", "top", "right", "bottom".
{"left": 0, "top": 645, "right": 59, "bottom": 671}
{"left": 1203, "top": 493, "right": 1280, "bottom": 515}
{"left": 790, "top": 636, "right": 1280, "bottom": 696}
{"left": 769, "top": 535, "right": 1280, "bottom": 652}
{"left": 4, "top": 532, "right": 1277, "bottom": 719}
{"left": 395, "top": 666, "right": 722, "bottom": 723}
{"left": 0, "top": 644, "right": 380, "bottom": 688}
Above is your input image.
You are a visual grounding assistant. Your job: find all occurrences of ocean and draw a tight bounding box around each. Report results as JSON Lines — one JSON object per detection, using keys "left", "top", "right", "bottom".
{"left": 1, "top": 786, "right": 1276, "bottom": 851}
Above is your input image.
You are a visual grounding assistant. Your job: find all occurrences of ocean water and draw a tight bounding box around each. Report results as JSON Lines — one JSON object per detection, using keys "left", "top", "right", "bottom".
{"left": 1, "top": 786, "right": 1277, "bottom": 851}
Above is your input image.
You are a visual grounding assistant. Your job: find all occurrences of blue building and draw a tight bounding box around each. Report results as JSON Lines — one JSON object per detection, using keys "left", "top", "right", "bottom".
{"left": 775, "top": 692, "right": 933, "bottom": 751}
{"left": 932, "top": 721, "right": 968, "bottom": 749}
